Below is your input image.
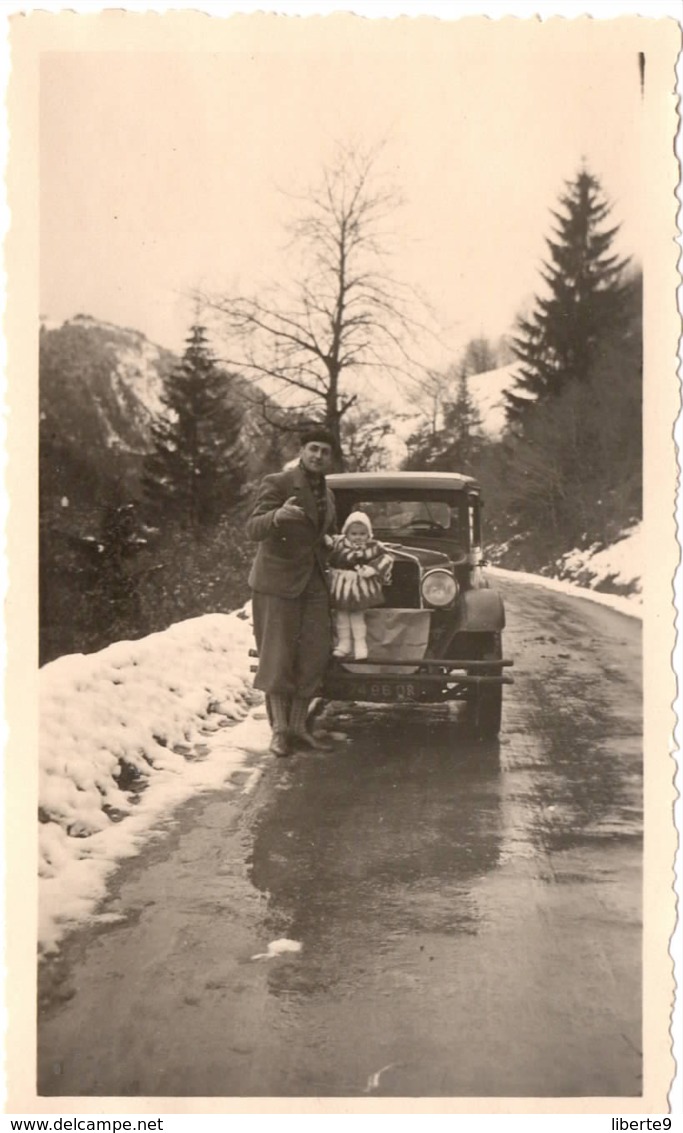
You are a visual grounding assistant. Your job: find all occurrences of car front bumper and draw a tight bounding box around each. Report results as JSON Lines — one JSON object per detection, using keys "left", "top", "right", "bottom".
{"left": 322, "top": 657, "right": 513, "bottom": 703}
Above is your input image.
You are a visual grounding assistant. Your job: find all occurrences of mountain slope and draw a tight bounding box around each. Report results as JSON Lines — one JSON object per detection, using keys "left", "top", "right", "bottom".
{"left": 39, "top": 314, "right": 292, "bottom": 511}
{"left": 40, "top": 314, "right": 176, "bottom": 455}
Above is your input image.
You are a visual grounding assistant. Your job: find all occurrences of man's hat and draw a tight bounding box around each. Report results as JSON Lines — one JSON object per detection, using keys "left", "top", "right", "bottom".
{"left": 299, "top": 423, "right": 335, "bottom": 448}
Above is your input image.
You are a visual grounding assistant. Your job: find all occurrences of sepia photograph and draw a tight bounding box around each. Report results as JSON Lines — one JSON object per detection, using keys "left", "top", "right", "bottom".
{"left": 3, "top": 2, "right": 680, "bottom": 1116}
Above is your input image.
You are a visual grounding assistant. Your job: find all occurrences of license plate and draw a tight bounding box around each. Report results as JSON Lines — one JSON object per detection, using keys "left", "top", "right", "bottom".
{"left": 345, "top": 680, "right": 419, "bottom": 702}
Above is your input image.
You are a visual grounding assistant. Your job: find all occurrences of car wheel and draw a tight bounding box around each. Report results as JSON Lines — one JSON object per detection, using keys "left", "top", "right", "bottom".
{"left": 464, "top": 632, "right": 503, "bottom": 739}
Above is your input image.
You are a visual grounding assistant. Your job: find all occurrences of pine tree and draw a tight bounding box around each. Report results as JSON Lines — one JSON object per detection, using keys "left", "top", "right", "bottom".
{"left": 404, "top": 365, "right": 482, "bottom": 473}
{"left": 403, "top": 424, "right": 450, "bottom": 471}
{"left": 443, "top": 365, "right": 483, "bottom": 469}
{"left": 143, "top": 325, "right": 245, "bottom": 529}
{"left": 505, "top": 169, "right": 630, "bottom": 426}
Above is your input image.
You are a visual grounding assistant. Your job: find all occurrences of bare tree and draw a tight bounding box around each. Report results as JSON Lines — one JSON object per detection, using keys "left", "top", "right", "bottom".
{"left": 206, "top": 143, "right": 428, "bottom": 461}
{"left": 405, "top": 365, "right": 455, "bottom": 438}
{"left": 341, "top": 405, "right": 395, "bottom": 472}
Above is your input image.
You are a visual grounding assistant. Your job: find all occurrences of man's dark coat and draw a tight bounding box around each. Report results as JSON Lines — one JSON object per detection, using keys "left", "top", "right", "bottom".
{"left": 246, "top": 465, "right": 337, "bottom": 697}
{"left": 247, "top": 466, "right": 337, "bottom": 596}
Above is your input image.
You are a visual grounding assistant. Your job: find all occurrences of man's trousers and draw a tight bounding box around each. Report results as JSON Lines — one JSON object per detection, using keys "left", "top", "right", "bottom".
{"left": 251, "top": 572, "right": 331, "bottom": 698}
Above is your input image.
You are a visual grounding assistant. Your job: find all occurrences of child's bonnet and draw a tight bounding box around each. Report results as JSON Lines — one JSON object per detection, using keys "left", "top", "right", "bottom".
{"left": 328, "top": 511, "right": 393, "bottom": 610}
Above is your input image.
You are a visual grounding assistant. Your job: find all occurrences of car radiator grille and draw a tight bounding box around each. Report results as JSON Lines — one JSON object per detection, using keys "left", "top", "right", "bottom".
{"left": 383, "top": 559, "right": 422, "bottom": 609}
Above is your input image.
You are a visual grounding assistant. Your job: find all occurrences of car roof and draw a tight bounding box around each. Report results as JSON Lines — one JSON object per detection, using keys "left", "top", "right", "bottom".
{"left": 327, "top": 471, "right": 480, "bottom": 491}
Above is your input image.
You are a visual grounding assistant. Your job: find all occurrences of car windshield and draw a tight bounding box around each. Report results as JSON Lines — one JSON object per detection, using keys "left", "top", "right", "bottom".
{"left": 346, "top": 495, "right": 464, "bottom": 542}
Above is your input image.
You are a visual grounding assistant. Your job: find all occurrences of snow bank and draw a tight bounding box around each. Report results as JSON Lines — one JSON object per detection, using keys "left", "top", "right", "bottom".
{"left": 553, "top": 524, "right": 642, "bottom": 599}
{"left": 488, "top": 560, "right": 642, "bottom": 619}
{"left": 489, "top": 524, "right": 642, "bottom": 619}
{"left": 39, "top": 608, "right": 269, "bottom": 953}
{"left": 488, "top": 564, "right": 641, "bottom": 619}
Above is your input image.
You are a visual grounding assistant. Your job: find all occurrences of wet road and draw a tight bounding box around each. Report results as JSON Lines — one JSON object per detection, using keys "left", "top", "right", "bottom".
{"left": 38, "top": 578, "right": 642, "bottom": 1098}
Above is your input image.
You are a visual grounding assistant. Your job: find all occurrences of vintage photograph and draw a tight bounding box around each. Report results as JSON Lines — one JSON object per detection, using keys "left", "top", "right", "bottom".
{"left": 3, "top": 5, "right": 679, "bottom": 1114}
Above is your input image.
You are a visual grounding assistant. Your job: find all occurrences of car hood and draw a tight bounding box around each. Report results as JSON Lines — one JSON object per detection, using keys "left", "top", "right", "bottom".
{"left": 384, "top": 542, "right": 455, "bottom": 569}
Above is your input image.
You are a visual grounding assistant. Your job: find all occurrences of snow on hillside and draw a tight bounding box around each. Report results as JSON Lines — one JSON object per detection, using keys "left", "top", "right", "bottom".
{"left": 553, "top": 523, "right": 642, "bottom": 599}
{"left": 111, "top": 339, "right": 167, "bottom": 419}
{"left": 39, "top": 608, "right": 269, "bottom": 953}
{"left": 490, "top": 523, "right": 642, "bottom": 617}
{"left": 393, "top": 363, "right": 522, "bottom": 449}
{"left": 41, "top": 312, "right": 172, "bottom": 424}
{"left": 468, "top": 363, "right": 524, "bottom": 437}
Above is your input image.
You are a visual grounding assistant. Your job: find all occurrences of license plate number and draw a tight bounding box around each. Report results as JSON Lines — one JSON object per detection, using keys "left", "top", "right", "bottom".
{"left": 348, "top": 681, "right": 418, "bottom": 702}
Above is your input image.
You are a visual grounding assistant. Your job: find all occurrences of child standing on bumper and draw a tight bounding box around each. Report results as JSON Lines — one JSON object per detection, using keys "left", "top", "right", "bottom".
{"left": 327, "top": 511, "right": 393, "bottom": 660}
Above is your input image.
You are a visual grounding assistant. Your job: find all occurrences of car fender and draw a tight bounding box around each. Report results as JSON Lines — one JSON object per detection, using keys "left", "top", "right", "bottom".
{"left": 453, "top": 588, "right": 506, "bottom": 632}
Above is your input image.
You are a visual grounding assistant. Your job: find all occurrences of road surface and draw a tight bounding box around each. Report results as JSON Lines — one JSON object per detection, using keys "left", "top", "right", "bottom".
{"left": 38, "top": 577, "right": 642, "bottom": 1098}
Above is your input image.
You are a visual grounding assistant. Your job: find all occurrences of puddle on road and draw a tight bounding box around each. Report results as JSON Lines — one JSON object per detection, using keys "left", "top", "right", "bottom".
{"left": 240, "top": 632, "right": 642, "bottom": 1016}
{"left": 38, "top": 586, "right": 643, "bottom": 1098}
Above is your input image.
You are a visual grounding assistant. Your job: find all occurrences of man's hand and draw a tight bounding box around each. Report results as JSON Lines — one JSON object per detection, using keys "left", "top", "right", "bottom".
{"left": 275, "top": 496, "right": 306, "bottom": 525}
{"left": 357, "top": 564, "right": 378, "bottom": 579}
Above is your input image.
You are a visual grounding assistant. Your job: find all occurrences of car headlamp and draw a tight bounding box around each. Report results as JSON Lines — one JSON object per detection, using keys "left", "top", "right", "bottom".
{"left": 421, "top": 569, "right": 458, "bottom": 607}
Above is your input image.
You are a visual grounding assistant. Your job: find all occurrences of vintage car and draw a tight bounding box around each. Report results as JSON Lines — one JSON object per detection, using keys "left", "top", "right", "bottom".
{"left": 322, "top": 471, "right": 513, "bottom": 737}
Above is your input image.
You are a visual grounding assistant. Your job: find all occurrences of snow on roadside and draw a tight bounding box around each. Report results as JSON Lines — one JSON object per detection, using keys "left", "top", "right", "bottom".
{"left": 488, "top": 533, "right": 641, "bottom": 623}
{"left": 553, "top": 523, "right": 642, "bottom": 600}
{"left": 488, "top": 563, "right": 641, "bottom": 619}
{"left": 39, "top": 524, "right": 642, "bottom": 951}
{"left": 39, "top": 608, "right": 267, "bottom": 953}
{"left": 488, "top": 524, "right": 642, "bottom": 619}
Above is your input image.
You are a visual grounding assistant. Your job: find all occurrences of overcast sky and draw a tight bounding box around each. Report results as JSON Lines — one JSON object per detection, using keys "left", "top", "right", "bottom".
{"left": 40, "top": 15, "right": 648, "bottom": 369}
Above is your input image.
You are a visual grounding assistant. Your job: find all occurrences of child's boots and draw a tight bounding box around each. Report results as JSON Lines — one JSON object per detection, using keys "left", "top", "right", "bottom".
{"left": 333, "top": 616, "right": 352, "bottom": 659}
{"left": 350, "top": 613, "right": 368, "bottom": 660}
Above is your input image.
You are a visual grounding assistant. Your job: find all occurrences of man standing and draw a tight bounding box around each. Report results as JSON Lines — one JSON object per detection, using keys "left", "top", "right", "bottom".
{"left": 247, "top": 426, "right": 337, "bottom": 757}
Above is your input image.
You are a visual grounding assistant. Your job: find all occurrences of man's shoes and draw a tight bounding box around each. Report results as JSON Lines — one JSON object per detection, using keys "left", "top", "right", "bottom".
{"left": 269, "top": 728, "right": 291, "bottom": 758}
{"left": 289, "top": 728, "right": 334, "bottom": 752}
